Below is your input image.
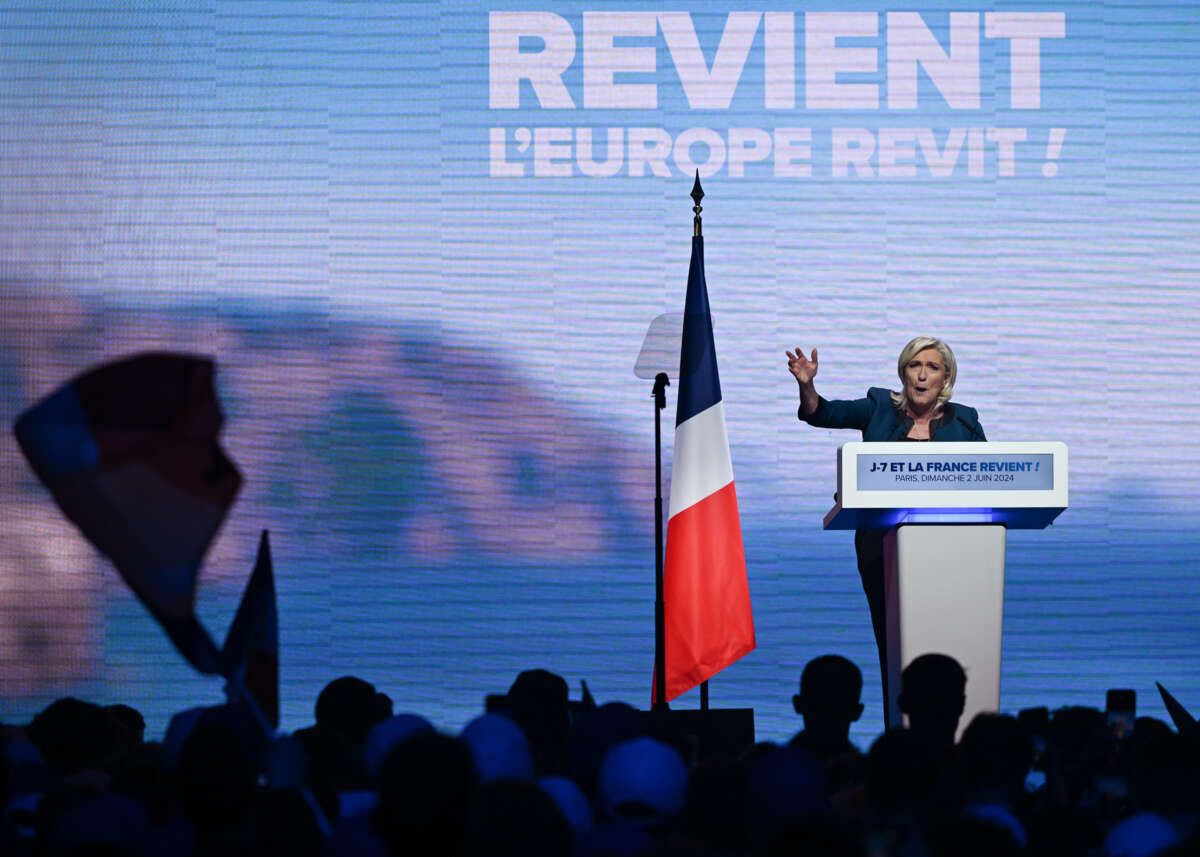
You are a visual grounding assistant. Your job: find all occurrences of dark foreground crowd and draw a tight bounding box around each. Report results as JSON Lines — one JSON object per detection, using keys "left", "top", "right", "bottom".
{"left": 2, "top": 654, "right": 1198, "bottom": 857}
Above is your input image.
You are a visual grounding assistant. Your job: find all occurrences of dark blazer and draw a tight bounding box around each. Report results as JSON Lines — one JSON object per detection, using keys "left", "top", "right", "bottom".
{"left": 800, "top": 386, "right": 986, "bottom": 442}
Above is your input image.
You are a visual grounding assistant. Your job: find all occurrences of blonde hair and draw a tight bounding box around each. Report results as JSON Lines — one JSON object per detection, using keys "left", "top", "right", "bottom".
{"left": 890, "top": 336, "right": 957, "bottom": 415}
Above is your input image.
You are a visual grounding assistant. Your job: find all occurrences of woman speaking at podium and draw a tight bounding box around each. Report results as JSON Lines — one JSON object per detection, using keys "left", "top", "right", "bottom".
{"left": 786, "top": 336, "right": 986, "bottom": 708}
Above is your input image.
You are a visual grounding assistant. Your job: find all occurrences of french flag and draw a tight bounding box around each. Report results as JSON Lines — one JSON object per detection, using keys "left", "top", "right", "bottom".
{"left": 222, "top": 530, "right": 280, "bottom": 729}
{"left": 14, "top": 353, "right": 240, "bottom": 675}
{"left": 660, "top": 234, "right": 755, "bottom": 702}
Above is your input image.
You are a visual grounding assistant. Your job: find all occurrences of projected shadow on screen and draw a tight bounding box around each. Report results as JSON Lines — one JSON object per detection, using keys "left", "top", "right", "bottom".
{"left": 0, "top": 282, "right": 644, "bottom": 690}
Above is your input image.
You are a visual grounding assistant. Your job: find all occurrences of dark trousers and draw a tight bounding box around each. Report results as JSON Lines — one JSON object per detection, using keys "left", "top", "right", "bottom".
{"left": 854, "top": 529, "right": 889, "bottom": 714}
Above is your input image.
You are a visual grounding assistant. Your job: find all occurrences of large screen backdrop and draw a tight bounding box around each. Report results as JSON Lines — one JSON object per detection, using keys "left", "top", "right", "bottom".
{"left": 2, "top": 2, "right": 1199, "bottom": 743}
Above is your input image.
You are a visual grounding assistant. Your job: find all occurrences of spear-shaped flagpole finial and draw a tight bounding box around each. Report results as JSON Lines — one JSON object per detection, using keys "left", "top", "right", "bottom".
{"left": 691, "top": 170, "right": 704, "bottom": 237}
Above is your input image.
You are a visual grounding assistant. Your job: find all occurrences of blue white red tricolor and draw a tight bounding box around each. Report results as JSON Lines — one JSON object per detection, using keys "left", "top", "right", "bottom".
{"left": 223, "top": 530, "right": 280, "bottom": 728}
{"left": 658, "top": 235, "right": 755, "bottom": 702}
{"left": 13, "top": 352, "right": 241, "bottom": 674}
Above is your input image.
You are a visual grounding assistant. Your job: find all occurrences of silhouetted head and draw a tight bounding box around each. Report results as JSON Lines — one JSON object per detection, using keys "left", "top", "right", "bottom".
{"left": 314, "top": 676, "right": 392, "bottom": 746}
{"left": 565, "top": 701, "right": 645, "bottom": 798}
{"left": 1101, "top": 811, "right": 1181, "bottom": 857}
{"left": 793, "top": 655, "right": 864, "bottom": 733}
{"left": 960, "top": 713, "right": 1032, "bottom": 802}
{"left": 508, "top": 669, "right": 568, "bottom": 707}
{"left": 293, "top": 722, "right": 364, "bottom": 817}
{"left": 376, "top": 731, "right": 478, "bottom": 857}
{"left": 744, "top": 743, "right": 829, "bottom": 847}
{"left": 27, "top": 698, "right": 120, "bottom": 777}
{"left": 460, "top": 713, "right": 534, "bottom": 782}
{"left": 502, "top": 669, "right": 570, "bottom": 776}
{"left": 898, "top": 654, "right": 966, "bottom": 745}
{"left": 1047, "top": 706, "right": 1108, "bottom": 803}
{"left": 162, "top": 703, "right": 267, "bottom": 779}
{"left": 364, "top": 713, "right": 435, "bottom": 782}
{"left": 175, "top": 722, "right": 257, "bottom": 833}
{"left": 1131, "top": 717, "right": 1200, "bottom": 817}
{"left": 868, "top": 729, "right": 940, "bottom": 814}
{"left": 682, "top": 756, "right": 751, "bottom": 854}
{"left": 105, "top": 704, "right": 146, "bottom": 745}
{"left": 596, "top": 736, "right": 687, "bottom": 826}
{"left": 537, "top": 775, "right": 594, "bottom": 839}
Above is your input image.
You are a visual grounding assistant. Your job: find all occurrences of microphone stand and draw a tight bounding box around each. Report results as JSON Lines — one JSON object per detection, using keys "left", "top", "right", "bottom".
{"left": 653, "top": 371, "right": 669, "bottom": 711}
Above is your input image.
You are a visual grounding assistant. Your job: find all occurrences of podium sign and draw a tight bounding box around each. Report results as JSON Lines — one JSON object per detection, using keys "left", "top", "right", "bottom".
{"left": 820, "top": 441, "right": 1068, "bottom": 732}
{"left": 824, "top": 442, "right": 1068, "bottom": 530}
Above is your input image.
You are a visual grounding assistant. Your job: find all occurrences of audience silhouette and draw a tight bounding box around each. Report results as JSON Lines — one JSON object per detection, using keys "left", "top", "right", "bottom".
{"left": 3, "top": 656, "right": 1199, "bottom": 857}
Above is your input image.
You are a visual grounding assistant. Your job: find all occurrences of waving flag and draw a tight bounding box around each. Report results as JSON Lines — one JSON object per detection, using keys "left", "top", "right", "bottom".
{"left": 1157, "top": 682, "right": 1198, "bottom": 738}
{"left": 659, "top": 231, "right": 755, "bottom": 702}
{"left": 13, "top": 353, "right": 241, "bottom": 674}
{"left": 223, "top": 530, "right": 279, "bottom": 728}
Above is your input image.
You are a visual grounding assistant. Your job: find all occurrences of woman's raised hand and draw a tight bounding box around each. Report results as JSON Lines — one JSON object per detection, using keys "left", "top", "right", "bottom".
{"left": 786, "top": 347, "right": 818, "bottom": 385}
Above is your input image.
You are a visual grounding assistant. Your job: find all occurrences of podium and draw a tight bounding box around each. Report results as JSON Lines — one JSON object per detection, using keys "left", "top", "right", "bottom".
{"left": 824, "top": 442, "right": 1068, "bottom": 732}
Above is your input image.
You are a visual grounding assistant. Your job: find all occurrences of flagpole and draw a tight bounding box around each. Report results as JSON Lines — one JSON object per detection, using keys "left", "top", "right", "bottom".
{"left": 690, "top": 172, "right": 713, "bottom": 712}
{"left": 224, "top": 667, "right": 275, "bottom": 737}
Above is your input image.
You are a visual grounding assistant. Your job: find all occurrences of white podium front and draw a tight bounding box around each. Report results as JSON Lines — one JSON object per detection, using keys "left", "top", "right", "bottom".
{"left": 824, "top": 442, "right": 1068, "bottom": 732}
